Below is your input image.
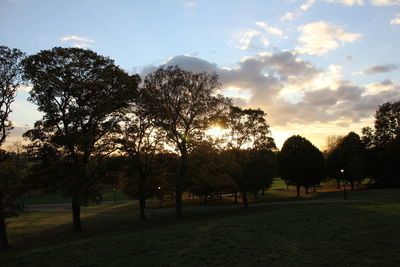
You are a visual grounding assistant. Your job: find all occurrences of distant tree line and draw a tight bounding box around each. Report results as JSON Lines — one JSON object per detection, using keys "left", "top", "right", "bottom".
{"left": 1, "top": 45, "right": 399, "bottom": 249}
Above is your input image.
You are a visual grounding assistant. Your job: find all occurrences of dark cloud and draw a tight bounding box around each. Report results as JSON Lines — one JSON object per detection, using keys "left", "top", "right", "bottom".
{"left": 364, "top": 64, "right": 399, "bottom": 75}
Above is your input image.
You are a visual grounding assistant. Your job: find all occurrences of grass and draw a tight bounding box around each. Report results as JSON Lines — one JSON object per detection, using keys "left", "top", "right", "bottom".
{"left": 17, "top": 187, "right": 132, "bottom": 205}
{"left": 2, "top": 188, "right": 400, "bottom": 266}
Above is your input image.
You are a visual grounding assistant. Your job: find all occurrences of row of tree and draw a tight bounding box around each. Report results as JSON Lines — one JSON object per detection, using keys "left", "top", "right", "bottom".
{"left": 1, "top": 45, "right": 399, "bottom": 250}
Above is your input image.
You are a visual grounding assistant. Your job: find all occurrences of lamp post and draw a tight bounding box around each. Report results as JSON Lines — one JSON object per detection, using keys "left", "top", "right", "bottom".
{"left": 157, "top": 186, "right": 162, "bottom": 208}
{"left": 113, "top": 186, "right": 117, "bottom": 203}
{"left": 340, "top": 169, "right": 347, "bottom": 200}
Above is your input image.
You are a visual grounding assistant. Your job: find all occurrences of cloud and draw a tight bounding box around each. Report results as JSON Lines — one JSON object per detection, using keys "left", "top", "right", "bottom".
{"left": 145, "top": 52, "right": 400, "bottom": 130}
{"left": 233, "top": 22, "right": 287, "bottom": 51}
{"left": 234, "top": 30, "right": 270, "bottom": 51}
{"left": 391, "top": 14, "right": 400, "bottom": 24}
{"left": 281, "top": 12, "right": 295, "bottom": 21}
{"left": 296, "top": 21, "right": 361, "bottom": 56}
{"left": 301, "top": 0, "right": 317, "bottom": 10}
{"left": 254, "top": 21, "right": 285, "bottom": 37}
{"left": 60, "top": 35, "right": 94, "bottom": 43}
{"left": 363, "top": 64, "right": 399, "bottom": 74}
{"left": 371, "top": 0, "right": 400, "bottom": 6}
{"left": 17, "top": 85, "right": 32, "bottom": 92}
{"left": 60, "top": 35, "right": 95, "bottom": 48}
{"left": 183, "top": 1, "right": 197, "bottom": 7}
{"left": 326, "top": 0, "right": 365, "bottom": 5}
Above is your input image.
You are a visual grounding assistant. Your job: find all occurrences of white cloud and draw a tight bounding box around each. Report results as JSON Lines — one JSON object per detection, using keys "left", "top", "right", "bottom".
{"left": 391, "top": 14, "right": 400, "bottom": 24}
{"left": 17, "top": 85, "right": 32, "bottom": 92}
{"left": 60, "top": 35, "right": 94, "bottom": 43}
{"left": 326, "top": 0, "right": 365, "bottom": 5}
{"left": 236, "top": 30, "right": 262, "bottom": 50}
{"left": 371, "top": 0, "right": 400, "bottom": 6}
{"left": 183, "top": 1, "right": 197, "bottom": 7}
{"left": 301, "top": 0, "right": 317, "bottom": 10}
{"left": 296, "top": 21, "right": 361, "bottom": 56}
{"left": 281, "top": 12, "right": 295, "bottom": 21}
{"left": 255, "top": 21, "right": 285, "bottom": 37}
{"left": 60, "top": 35, "right": 95, "bottom": 48}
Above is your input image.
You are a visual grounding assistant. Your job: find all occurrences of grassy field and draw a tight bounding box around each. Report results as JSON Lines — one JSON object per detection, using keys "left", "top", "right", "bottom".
{"left": 2, "top": 188, "right": 400, "bottom": 266}
{"left": 17, "top": 187, "right": 132, "bottom": 205}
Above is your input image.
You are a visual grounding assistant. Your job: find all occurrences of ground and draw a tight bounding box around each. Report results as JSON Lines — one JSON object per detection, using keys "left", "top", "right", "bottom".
{"left": 1, "top": 186, "right": 400, "bottom": 266}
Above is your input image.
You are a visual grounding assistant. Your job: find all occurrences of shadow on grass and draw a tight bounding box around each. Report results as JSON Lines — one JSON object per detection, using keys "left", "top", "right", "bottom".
{"left": 2, "top": 188, "right": 400, "bottom": 266}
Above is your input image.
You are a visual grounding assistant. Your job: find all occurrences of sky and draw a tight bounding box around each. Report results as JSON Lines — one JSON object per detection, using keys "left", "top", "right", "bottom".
{"left": 1, "top": 0, "right": 400, "bottom": 149}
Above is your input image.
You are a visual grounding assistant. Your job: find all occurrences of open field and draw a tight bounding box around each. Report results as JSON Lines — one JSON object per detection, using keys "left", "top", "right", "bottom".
{"left": 2, "top": 188, "right": 400, "bottom": 266}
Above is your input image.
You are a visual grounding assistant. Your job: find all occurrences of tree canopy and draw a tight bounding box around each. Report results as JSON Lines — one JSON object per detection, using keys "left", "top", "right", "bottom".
{"left": 141, "top": 66, "right": 230, "bottom": 217}
{"left": 279, "top": 135, "right": 325, "bottom": 196}
{"left": 23, "top": 47, "right": 139, "bottom": 231}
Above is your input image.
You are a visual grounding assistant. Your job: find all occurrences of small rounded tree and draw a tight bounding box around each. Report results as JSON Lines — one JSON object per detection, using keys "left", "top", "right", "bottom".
{"left": 278, "top": 135, "right": 325, "bottom": 197}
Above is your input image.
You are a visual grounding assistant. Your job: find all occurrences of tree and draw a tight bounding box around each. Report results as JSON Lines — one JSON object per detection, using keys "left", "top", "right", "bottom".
{"left": 324, "top": 135, "right": 344, "bottom": 188}
{"left": 187, "top": 141, "right": 236, "bottom": 204}
{"left": 141, "top": 66, "right": 230, "bottom": 217}
{"left": 279, "top": 135, "right": 325, "bottom": 197}
{"left": 0, "top": 148, "right": 27, "bottom": 249}
{"left": 362, "top": 101, "right": 400, "bottom": 186}
{"left": 0, "top": 46, "right": 25, "bottom": 146}
{"left": 224, "top": 106, "right": 276, "bottom": 207}
{"left": 118, "top": 91, "right": 165, "bottom": 220}
{"left": 0, "top": 46, "right": 25, "bottom": 249}
{"left": 327, "top": 132, "right": 366, "bottom": 190}
{"left": 23, "top": 47, "right": 139, "bottom": 231}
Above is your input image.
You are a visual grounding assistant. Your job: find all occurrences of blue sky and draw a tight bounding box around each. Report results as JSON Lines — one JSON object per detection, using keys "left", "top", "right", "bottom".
{"left": 1, "top": 0, "right": 400, "bottom": 148}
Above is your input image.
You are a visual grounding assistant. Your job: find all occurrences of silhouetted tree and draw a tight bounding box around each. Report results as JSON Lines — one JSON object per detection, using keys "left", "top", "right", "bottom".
{"left": 0, "top": 46, "right": 25, "bottom": 249}
{"left": 327, "top": 132, "right": 366, "bottom": 189}
{"left": 324, "top": 135, "right": 344, "bottom": 188}
{"left": 1, "top": 46, "right": 25, "bottom": 145}
{"left": 225, "top": 106, "right": 276, "bottom": 207}
{"left": 118, "top": 90, "right": 165, "bottom": 220}
{"left": 362, "top": 101, "right": 400, "bottom": 186}
{"left": 141, "top": 66, "right": 230, "bottom": 217}
{"left": 22, "top": 47, "right": 139, "bottom": 231}
{"left": 279, "top": 135, "right": 325, "bottom": 197}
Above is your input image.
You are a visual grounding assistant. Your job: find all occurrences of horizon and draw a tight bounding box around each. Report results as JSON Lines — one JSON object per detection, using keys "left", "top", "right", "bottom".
{"left": 1, "top": 0, "right": 400, "bottom": 149}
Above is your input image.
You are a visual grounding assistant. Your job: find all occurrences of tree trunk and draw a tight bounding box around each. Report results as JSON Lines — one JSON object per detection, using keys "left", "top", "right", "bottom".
{"left": 242, "top": 192, "right": 248, "bottom": 208}
{"left": 176, "top": 148, "right": 187, "bottom": 218}
{"left": 0, "top": 196, "right": 9, "bottom": 249}
{"left": 305, "top": 186, "right": 309, "bottom": 194}
{"left": 203, "top": 193, "right": 208, "bottom": 205}
{"left": 139, "top": 173, "right": 146, "bottom": 221}
{"left": 254, "top": 191, "right": 258, "bottom": 198}
{"left": 336, "top": 178, "right": 341, "bottom": 189}
{"left": 234, "top": 191, "right": 238, "bottom": 203}
{"left": 350, "top": 181, "right": 354, "bottom": 190}
{"left": 313, "top": 185, "right": 316, "bottom": 193}
{"left": 296, "top": 185, "right": 300, "bottom": 197}
{"left": 261, "top": 188, "right": 265, "bottom": 195}
{"left": 72, "top": 198, "right": 82, "bottom": 232}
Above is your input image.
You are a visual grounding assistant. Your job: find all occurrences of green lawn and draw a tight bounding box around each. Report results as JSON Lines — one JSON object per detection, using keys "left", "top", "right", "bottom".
{"left": 17, "top": 187, "right": 132, "bottom": 205}
{"left": 2, "top": 188, "right": 400, "bottom": 266}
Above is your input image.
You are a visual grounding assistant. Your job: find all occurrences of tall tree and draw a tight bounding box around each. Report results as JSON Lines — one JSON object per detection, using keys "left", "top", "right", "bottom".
{"left": 0, "top": 46, "right": 25, "bottom": 146}
{"left": 224, "top": 106, "right": 276, "bottom": 207}
{"left": 118, "top": 90, "right": 165, "bottom": 220}
{"left": 0, "top": 46, "right": 25, "bottom": 249}
{"left": 141, "top": 66, "right": 230, "bottom": 217}
{"left": 23, "top": 47, "right": 139, "bottom": 231}
{"left": 362, "top": 101, "right": 400, "bottom": 186}
{"left": 279, "top": 135, "right": 325, "bottom": 197}
{"left": 327, "top": 132, "right": 366, "bottom": 190}
{"left": 324, "top": 135, "right": 344, "bottom": 188}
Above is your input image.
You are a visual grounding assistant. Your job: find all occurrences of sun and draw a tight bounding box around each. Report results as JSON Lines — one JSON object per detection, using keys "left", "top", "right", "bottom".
{"left": 205, "top": 126, "right": 227, "bottom": 139}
